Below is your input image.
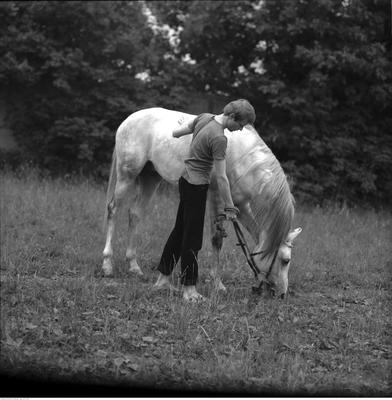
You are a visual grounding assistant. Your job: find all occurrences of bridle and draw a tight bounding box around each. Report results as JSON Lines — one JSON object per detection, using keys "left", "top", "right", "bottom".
{"left": 231, "top": 219, "right": 278, "bottom": 294}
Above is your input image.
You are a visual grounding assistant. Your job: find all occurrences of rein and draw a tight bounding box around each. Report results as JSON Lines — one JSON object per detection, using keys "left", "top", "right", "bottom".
{"left": 231, "top": 219, "right": 260, "bottom": 278}
{"left": 231, "top": 219, "right": 278, "bottom": 293}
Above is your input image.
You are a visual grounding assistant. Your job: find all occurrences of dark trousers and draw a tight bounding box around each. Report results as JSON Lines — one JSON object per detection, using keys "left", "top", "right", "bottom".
{"left": 158, "top": 176, "right": 209, "bottom": 286}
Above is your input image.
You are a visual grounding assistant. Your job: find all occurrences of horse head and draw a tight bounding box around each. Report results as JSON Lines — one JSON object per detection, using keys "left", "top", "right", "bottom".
{"left": 252, "top": 227, "right": 302, "bottom": 298}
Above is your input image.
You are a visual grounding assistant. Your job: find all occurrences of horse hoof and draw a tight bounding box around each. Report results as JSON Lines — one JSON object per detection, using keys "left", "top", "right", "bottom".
{"left": 102, "top": 269, "right": 114, "bottom": 278}
{"left": 102, "top": 260, "right": 114, "bottom": 277}
{"left": 129, "top": 266, "right": 144, "bottom": 276}
{"left": 215, "top": 281, "right": 227, "bottom": 292}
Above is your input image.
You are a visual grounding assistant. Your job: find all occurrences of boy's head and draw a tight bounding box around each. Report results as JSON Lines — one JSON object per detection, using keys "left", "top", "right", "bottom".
{"left": 223, "top": 99, "right": 256, "bottom": 131}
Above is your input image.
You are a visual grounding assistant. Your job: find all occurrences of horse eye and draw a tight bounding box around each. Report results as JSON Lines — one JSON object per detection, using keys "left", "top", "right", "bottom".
{"left": 281, "top": 259, "right": 290, "bottom": 265}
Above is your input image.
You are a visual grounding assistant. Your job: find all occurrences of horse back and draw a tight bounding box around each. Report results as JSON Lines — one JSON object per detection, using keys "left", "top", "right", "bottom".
{"left": 115, "top": 108, "right": 195, "bottom": 183}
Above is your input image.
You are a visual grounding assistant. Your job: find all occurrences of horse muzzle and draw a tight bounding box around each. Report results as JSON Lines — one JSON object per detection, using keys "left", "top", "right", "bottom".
{"left": 252, "top": 280, "right": 286, "bottom": 300}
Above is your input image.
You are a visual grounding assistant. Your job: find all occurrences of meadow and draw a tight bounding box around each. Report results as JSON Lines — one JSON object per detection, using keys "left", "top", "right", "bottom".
{"left": 0, "top": 169, "right": 391, "bottom": 395}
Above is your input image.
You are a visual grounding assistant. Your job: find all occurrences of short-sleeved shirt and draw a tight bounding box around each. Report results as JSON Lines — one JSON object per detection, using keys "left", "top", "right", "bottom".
{"left": 182, "top": 113, "right": 228, "bottom": 185}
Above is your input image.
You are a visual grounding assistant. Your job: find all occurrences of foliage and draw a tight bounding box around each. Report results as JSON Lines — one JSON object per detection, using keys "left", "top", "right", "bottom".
{"left": 152, "top": 0, "right": 392, "bottom": 206}
{"left": 1, "top": 0, "right": 391, "bottom": 205}
{"left": 0, "top": 1, "right": 185, "bottom": 175}
{"left": 251, "top": 0, "right": 392, "bottom": 206}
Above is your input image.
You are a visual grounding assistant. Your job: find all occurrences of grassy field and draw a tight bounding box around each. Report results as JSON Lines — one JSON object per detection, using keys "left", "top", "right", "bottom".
{"left": 0, "top": 169, "right": 391, "bottom": 396}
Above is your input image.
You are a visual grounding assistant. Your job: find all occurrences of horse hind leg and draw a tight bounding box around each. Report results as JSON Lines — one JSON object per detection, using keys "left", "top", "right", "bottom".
{"left": 126, "top": 164, "right": 162, "bottom": 275}
{"left": 102, "top": 176, "right": 136, "bottom": 276}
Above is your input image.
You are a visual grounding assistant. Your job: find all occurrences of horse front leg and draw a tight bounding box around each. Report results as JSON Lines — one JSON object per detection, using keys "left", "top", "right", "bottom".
{"left": 237, "top": 202, "right": 259, "bottom": 243}
{"left": 211, "top": 216, "right": 228, "bottom": 291}
{"left": 208, "top": 189, "right": 227, "bottom": 292}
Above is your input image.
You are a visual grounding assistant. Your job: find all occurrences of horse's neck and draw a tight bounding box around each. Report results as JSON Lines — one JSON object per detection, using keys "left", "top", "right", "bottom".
{"left": 227, "top": 129, "right": 267, "bottom": 171}
{"left": 227, "top": 129, "right": 274, "bottom": 246}
{"left": 226, "top": 129, "right": 270, "bottom": 204}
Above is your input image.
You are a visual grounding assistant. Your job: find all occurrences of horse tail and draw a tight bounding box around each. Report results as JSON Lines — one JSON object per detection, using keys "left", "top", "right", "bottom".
{"left": 251, "top": 166, "right": 295, "bottom": 261}
{"left": 103, "top": 147, "right": 117, "bottom": 233}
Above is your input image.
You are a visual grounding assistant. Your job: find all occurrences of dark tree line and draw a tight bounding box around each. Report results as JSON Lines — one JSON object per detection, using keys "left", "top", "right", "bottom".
{"left": 1, "top": 0, "right": 391, "bottom": 206}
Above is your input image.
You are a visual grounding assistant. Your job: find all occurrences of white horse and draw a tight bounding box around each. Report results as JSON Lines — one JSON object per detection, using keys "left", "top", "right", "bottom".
{"left": 102, "top": 107, "right": 302, "bottom": 298}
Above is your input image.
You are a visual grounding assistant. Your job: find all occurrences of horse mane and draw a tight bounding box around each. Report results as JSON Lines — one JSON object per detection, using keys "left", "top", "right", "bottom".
{"left": 246, "top": 127, "right": 295, "bottom": 260}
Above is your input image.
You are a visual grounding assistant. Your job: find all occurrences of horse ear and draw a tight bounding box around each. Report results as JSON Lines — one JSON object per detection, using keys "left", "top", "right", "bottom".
{"left": 287, "top": 227, "right": 302, "bottom": 242}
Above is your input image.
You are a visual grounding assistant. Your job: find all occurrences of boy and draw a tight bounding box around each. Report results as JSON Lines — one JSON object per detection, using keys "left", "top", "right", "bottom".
{"left": 153, "top": 99, "right": 256, "bottom": 301}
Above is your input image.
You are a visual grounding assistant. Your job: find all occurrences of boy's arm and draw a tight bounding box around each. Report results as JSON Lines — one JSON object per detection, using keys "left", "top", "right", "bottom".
{"left": 213, "top": 159, "right": 239, "bottom": 219}
{"left": 172, "top": 116, "right": 196, "bottom": 138}
{"left": 172, "top": 125, "right": 193, "bottom": 138}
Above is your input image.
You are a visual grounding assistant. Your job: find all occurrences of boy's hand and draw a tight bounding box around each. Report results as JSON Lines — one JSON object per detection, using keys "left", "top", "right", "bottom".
{"left": 214, "top": 214, "right": 228, "bottom": 237}
{"left": 224, "top": 206, "right": 240, "bottom": 221}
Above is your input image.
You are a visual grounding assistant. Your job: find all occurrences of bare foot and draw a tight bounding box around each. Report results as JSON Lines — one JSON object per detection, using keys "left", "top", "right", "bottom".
{"left": 152, "top": 273, "right": 179, "bottom": 292}
{"left": 183, "top": 286, "right": 206, "bottom": 302}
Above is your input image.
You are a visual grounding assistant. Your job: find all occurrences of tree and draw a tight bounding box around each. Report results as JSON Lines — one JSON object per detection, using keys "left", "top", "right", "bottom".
{"left": 0, "top": 1, "right": 173, "bottom": 174}
{"left": 152, "top": 0, "right": 392, "bottom": 205}
{"left": 1, "top": 0, "right": 391, "bottom": 205}
{"left": 150, "top": 0, "right": 261, "bottom": 94}
{"left": 249, "top": 0, "right": 392, "bottom": 205}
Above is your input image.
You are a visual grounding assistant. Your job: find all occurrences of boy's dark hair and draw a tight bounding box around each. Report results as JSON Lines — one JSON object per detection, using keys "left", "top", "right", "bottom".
{"left": 223, "top": 99, "right": 256, "bottom": 125}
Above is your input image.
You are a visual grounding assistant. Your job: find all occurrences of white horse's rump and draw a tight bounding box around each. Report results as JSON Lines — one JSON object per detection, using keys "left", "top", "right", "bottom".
{"left": 102, "top": 107, "right": 301, "bottom": 297}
